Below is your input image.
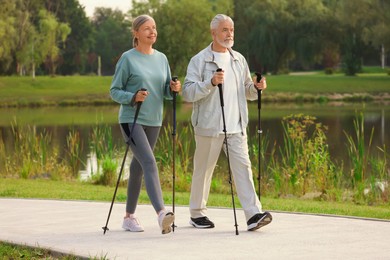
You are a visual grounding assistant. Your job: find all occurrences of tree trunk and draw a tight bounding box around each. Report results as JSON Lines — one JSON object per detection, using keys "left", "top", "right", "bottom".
{"left": 32, "top": 62, "right": 35, "bottom": 79}
{"left": 381, "top": 44, "right": 385, "bottom": 69}
{"left": 98, "top": 56, "right": 101, "bottom": 76}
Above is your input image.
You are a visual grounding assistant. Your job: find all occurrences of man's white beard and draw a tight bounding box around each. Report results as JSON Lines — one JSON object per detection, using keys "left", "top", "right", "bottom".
{"left": 217, "top": 38, "right": 234, "bottom": 48}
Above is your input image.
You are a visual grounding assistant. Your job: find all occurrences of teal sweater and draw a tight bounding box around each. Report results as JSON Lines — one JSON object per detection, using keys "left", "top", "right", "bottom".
{"left": 110, "top": 48, "right": 172, "bottom": 126}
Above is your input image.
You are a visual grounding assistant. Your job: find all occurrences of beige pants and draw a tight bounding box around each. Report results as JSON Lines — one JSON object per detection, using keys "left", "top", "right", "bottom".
{"left": 189, "top": 133, "right": 262, "bottom": 221}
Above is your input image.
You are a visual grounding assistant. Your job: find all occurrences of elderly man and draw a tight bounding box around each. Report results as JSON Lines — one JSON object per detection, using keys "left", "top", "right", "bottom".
{"left": 182, "top": 14, "right": 272, "bottom": 231}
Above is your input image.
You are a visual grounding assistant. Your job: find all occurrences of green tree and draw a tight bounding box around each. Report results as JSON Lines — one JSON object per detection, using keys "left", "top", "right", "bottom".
{"left": 45, "top": 0, "right": 94, "bottom": 75}
{"left": 289, "top": 0, "right": 337, "bottom": 70}
{"left": 236, "top": 0, "right": 296, "bottom": 74}
{"left": 130, "top": 0, "right": 162, "bottom": 17}
{"left": 37, "top": 9, "right": 71, "bottom": 75}
{"left": 153, "top": 0, "right": 215, "bottom": 75}
{"left": 13, "top": 0, "right": 40, "bottom": 76}
{"left": 0, "top": 0, "right": 17, "bottom": 74}
{"left": 0, "top": 0, "right": 73, "bottom": 76}
{"left": 234, "top": 0, "right": 390, "bottom": 74}
{"left": 91, "top": 8, "right": 132, "bottom": 75}
{"left": 319, "top": 0, "right": 343, "bottom": 70}
{"left": 360, "top": 0, "right": 390, "bottom": 68}
{"left": 334, "top": 0, "right": 389, "bottom": 75}
{"left": 235, "top": 0, "right": 339, "bottom": 74}
{"left": 335, "top": 0, "right": 364, "bottom": 75}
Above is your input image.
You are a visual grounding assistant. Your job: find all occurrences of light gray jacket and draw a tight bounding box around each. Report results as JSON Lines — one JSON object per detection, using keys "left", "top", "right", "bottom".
{"left": 183, "top": 43, "right": 259, "bottom": 137}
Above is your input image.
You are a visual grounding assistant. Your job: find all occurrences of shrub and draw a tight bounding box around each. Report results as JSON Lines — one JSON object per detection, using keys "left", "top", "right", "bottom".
{"left": 324, "top": 67, "right": 334, "bottom": 75}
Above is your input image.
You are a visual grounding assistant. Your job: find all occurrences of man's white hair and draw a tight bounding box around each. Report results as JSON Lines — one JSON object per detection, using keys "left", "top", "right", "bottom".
{"left": 210, "top": 14, "right": 234, "bottom": 30}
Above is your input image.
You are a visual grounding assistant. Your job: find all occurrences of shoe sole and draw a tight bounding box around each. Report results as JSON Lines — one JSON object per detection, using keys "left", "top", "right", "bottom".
{"left": 162, "top": 213, "right": 175, "bottom": 234}
{"left": 189, "top": 220, "right": 215, "bottom": 229}
{"left": 247, "top": 212, "right": 272, "bottom": 231}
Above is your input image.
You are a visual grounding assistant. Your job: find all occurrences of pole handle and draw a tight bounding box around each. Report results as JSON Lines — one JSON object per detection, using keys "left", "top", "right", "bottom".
{"left": 216, "top": 68, "right": 224, "bottom": 107}
{"left": 172, "top": 76, "right": 178, "bottom": 135}
{"left": 255, "top": 72, "right": 262, "bottom": 109}
{"left": 172, "top": 76, "right": 178, "bottom": 102}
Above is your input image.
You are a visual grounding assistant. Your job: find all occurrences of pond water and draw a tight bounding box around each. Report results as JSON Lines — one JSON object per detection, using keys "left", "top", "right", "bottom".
{"left": 0, "top": 101, "right": 389, "bottom": 178}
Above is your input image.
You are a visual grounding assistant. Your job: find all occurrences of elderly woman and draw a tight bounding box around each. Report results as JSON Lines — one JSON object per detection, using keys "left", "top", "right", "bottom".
{"left": 110, "top": 14, "right": 181, "bottom": 235}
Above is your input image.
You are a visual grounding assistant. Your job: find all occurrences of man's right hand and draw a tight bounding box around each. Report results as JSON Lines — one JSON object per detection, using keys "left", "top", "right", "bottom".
{"left": 211, "top": 69, "right": 224, "bottom": 87}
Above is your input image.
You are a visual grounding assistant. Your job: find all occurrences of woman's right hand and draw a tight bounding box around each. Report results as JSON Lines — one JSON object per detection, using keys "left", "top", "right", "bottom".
{"left": 134, "top": 89, "right": 149, "bottom": 102}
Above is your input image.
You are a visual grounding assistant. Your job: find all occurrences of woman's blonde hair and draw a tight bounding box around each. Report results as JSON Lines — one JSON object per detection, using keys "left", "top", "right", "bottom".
{"left": 132, "top": 15, "right": 154, "bottom": 47}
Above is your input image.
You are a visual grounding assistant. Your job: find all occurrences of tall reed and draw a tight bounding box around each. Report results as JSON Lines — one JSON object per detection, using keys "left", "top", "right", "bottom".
{"left": 344, "top": 112, "right": 389, "bottom": 204}
{"left": 370, "top": 145, "right": 389, "bottom": 202}
{"left": 155, "top": 124, "right": 195, "bottom": 192}
{"left": 98, "top": 156, "right": 118, "bottom": 186}
{"left": 90, "top": 123, "right": 115, "bottom": 171}
{"left": 270, "top": 114, "right": 337, "bottom": 197}
{"left": 89, "top": 123, "right": 118, "bottom": 184}
{"left": 248, "top": 130, "right": 270, "bottom": 193}
{"left": 344, "top": 112, "right": 374, "bottom": 186}
{"left": 0, "top": 134, "right": 6, "bottom": 175}
{"left": 66, "top": 128, "right": 84, "bottom": 177}
{"left": 5, "top": 119, "right": 67, "bottom": 179}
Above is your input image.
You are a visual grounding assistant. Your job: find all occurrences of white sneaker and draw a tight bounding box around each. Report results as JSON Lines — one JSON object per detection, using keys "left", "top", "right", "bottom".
{"left": 122, "top": 216, "right": 144, "bottom": 232}
{"left": 158, "top": 211, "right": 175, "bottom": 234}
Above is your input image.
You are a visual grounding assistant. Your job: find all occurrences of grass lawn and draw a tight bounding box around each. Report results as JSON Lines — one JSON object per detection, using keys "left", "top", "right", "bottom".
{"left": 0, "top": 241, "right": 79, "bottom": 260}
{"left": 1, "top": 178, "right": 389, "bottom": 220}
{"left": 0, "top": 76, "right": 112, "bottom": 106}
{"left": 268, "top": 73, "right": 390, "bottom": 93}
{"left": 0, "top": 72, "right": 389, "bottom": 107}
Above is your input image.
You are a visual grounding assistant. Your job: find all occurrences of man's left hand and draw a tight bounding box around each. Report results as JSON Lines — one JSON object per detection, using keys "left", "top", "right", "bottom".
{"left": 253, "top": 76, "right": 267, "bottom": 90}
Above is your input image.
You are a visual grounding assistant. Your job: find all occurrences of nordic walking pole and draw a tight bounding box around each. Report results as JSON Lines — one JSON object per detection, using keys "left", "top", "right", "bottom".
{"left": 216, "top": 68, "right": 239, "bottom": 235}
{"left": 171, "top": 76, "right": 178, "bottom": 232}
{"left": 102, "top": 88, "right": 147, "bottom": 234}
{"left": 255, "top": 72, "right": 262, "bottom": 199}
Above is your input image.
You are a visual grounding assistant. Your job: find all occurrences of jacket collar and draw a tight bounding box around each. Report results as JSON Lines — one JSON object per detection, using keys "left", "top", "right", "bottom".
{"left": 205, "top": 42, "right": 238, "bottom": 62}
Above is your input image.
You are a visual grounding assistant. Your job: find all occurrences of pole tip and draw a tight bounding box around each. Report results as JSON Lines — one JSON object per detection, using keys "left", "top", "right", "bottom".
{"left": 102, "top": 226, "right": 109, "bottom": 234}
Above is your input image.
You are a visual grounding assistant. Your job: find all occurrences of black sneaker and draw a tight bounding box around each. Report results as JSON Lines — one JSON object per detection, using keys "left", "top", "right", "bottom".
{"left": 189, "top": 216, "right": 215, "bottom": 228}
{"left": 247, "top": 212, "right": 272, "bottom": 231}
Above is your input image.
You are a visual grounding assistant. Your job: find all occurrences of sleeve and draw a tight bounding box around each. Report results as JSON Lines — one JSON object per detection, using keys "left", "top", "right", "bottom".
{"left": 109, "top": 53, "right": 136, "bottom": 106}
{"left": 164, "top": 56, "right": 173, "bottom": 100}
{"left": 182, "top": 55, "right": 214, "bottom": 102}
{"left": 242, "top": 55, "right": 258, "bottom": 101}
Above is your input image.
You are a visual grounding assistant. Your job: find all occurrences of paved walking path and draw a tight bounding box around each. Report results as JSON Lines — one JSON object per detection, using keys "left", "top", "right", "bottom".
{"left": 1, "top": 198, "right": 389, "bottom": 259}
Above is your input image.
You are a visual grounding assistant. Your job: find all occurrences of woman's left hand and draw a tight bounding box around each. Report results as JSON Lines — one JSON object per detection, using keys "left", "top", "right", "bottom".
{"left": 170, "top": 79, "right": 181, "bottom": 93}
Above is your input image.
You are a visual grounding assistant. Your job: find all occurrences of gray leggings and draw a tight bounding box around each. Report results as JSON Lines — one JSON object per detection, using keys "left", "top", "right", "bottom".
{"left": 120, "top": 123, "right": 164, "bottom": 214}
